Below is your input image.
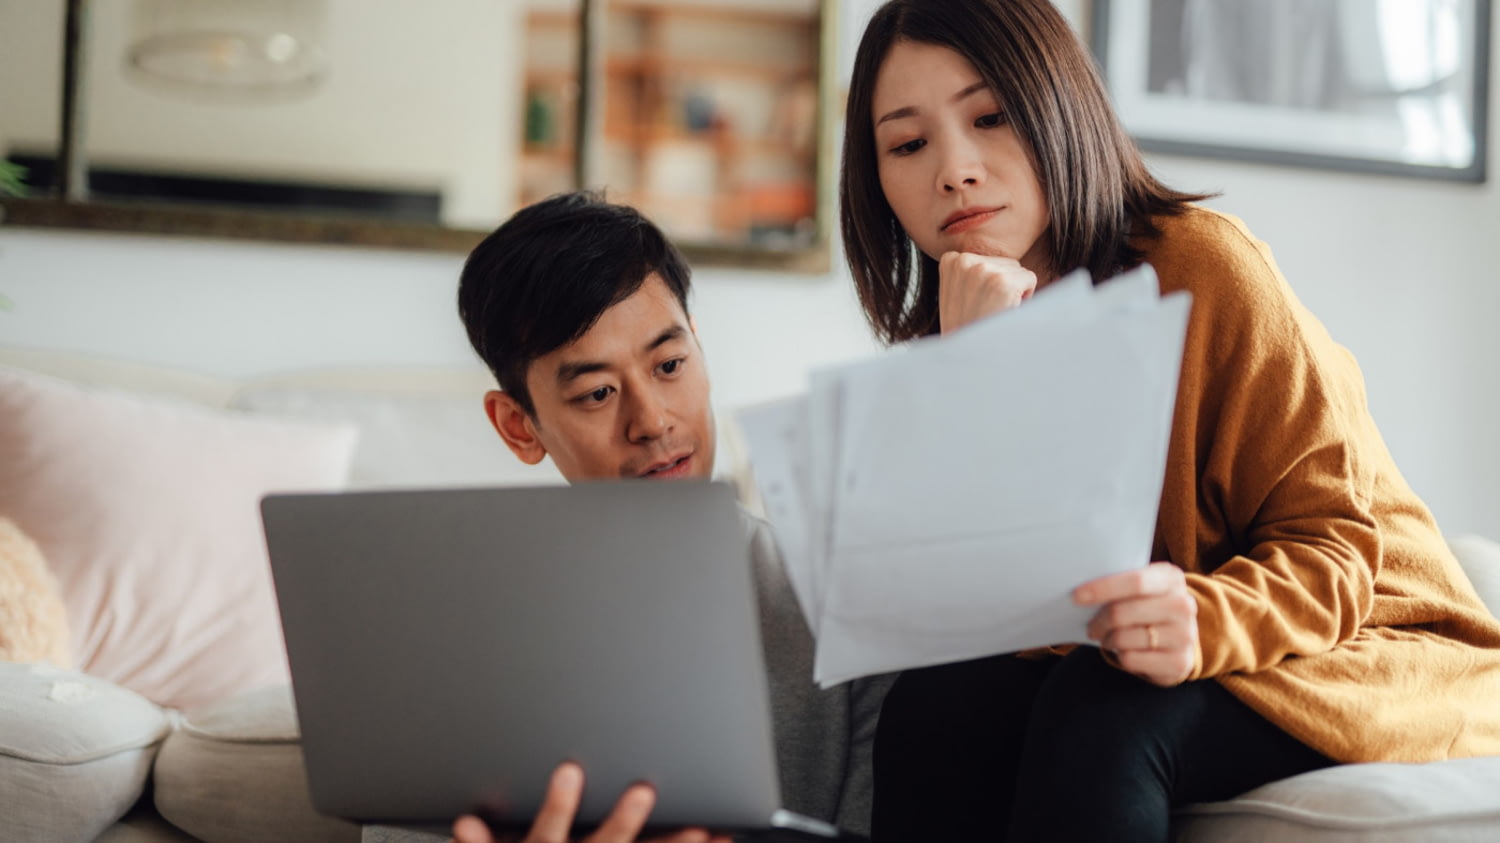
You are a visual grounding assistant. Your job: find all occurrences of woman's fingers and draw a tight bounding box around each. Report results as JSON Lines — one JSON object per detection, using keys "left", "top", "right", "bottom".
{"left": 1112, "top": 643, "right": 1198, "bottom": 688}
{"left": 1085, "top": 588, "right": 1197, "bottom": 641}
{"left": 1074, "top": 561, "right": 1183, "bottom": 606}
{"left": 1078, "top": 562, "right": 1198, "bottom": 686}
{"left": 937, "top": 251, "right": 1037, "bottom": 332}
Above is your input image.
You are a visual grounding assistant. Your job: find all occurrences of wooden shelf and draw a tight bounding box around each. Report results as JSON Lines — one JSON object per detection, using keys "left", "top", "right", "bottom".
{"left": 519, "top": 0, "right": 820, "bottom": 250}
{"left": 602, "top": 124, "right": 810, "bottom": 158}
{"left": 607, "top": 53, "right": 813, "bottom": 80}
{"left": 608, "top": 0, "right": 817, "bottom": 27}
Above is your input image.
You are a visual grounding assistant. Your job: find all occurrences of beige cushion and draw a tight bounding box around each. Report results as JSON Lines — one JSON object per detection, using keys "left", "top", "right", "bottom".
{"left": 0, "top": 367, "right": 358, "bottom": 712}
{"left": 1450, "top": 534, "right": 1500, "bottom": 619}
{"left": 230, "top": 383, "right": 565, "bottom": 490}
{"left": 154, "top": 684, "right": 359, "bottom": 843}
{"left": 1177, "top": 755, "right": 1500, "bottom": 841}
{"left": 0, "top": 662, "right": 170, "bottom": 842}
{"left": 0, "top": 517, "right": 70, "bottom": 667}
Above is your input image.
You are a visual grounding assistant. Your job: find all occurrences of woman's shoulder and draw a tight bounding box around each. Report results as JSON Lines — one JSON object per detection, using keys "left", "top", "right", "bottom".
{"left": 1137, "top": 204, "right": 1290, "bottom": 318}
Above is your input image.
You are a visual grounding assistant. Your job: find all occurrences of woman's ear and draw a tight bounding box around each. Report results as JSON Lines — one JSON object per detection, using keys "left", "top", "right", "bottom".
{"left": 483, "top": 390, "right": 548, "bottom": 465}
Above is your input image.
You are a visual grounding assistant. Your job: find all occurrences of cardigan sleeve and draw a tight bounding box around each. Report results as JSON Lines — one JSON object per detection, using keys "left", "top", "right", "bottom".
{"left": 1161, "top": 222, "right": 1384, "bottom": 681}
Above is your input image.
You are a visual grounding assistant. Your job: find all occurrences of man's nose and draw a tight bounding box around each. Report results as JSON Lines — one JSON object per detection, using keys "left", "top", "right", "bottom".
{"left": 625, "top": 389, "right": 671, "bottom": 443}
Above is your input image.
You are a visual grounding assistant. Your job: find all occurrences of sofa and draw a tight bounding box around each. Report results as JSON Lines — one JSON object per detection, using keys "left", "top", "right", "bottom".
{"left": 2, "top": 344, "right": 1500, "bottom": 842}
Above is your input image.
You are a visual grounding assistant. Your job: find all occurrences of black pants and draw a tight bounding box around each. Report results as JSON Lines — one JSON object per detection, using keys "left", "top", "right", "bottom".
{"left": 871, "top": 648, "right": 1334, "bottom": 842}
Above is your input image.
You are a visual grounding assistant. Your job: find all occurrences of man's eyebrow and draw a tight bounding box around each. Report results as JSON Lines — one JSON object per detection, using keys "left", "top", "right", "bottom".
{"left": 875, "top": 81, "right": 992, "bottom": 127}
{"left": 554, "top": 325, "right": 687, "bottom": 387}
{"left": 646, "top": 325, "right": 687, "bottom": 352}
{"left": 556, "top": 359, "right": 608, "bottom": 386}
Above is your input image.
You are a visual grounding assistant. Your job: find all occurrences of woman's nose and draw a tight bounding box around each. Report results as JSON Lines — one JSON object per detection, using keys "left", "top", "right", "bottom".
{"left": 937, "top": 136, "right": 985, "bottom": 193}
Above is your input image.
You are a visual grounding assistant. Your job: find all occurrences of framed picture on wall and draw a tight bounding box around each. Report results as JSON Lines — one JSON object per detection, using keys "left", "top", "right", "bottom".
{"left": 1091, "top": 0, "right": 1492, "bottom": 183}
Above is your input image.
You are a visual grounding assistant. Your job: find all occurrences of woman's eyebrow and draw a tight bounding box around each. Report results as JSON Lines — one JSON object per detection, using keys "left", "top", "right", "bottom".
{"left": 875, "top": 80, "right": 991, "bottom": 126}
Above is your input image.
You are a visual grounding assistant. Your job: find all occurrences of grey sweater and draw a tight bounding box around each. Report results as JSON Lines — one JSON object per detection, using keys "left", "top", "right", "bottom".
{"left": 743, "top": 512, "right": 893, "bottom": 837}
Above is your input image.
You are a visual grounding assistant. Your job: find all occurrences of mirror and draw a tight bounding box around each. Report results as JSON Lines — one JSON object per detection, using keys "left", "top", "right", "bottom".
{"left": 0, "top": 0, "right": 835, "bottom": 270}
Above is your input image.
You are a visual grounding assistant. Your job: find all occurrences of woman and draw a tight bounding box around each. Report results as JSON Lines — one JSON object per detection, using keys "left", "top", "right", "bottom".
{"left": 839, "top": 1, "right": 1500, "bottom": 840}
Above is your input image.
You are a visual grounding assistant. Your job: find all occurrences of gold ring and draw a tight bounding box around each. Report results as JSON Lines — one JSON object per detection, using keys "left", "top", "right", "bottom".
{"left": 1147, "top": 625, "right": 1159, "bottom": 649}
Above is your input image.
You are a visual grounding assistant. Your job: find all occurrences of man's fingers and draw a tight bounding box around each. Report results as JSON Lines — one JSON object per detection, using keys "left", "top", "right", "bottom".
{"left": 648, "top": 830, "right": 716, "bottom": 843}
{"left": 453, "top": 815, "right": 498, "bottom": 843}
{"left": 1074, "top": 561, "right": 1182, "bottom": 606}
{"left": 528, "top": 763, "right": 586, "bottom": 843}
{"left": 586, "top": 783, "right": 657, "bottom": 842}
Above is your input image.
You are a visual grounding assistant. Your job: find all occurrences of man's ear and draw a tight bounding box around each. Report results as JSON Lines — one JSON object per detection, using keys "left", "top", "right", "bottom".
{"left": 483, "top": 390, "right": 548, "bottom": 465}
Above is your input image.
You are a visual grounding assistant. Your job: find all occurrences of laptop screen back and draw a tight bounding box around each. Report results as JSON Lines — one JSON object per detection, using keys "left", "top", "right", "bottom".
{"left": 261, "top": 481, "right": 782, "bottom": 828}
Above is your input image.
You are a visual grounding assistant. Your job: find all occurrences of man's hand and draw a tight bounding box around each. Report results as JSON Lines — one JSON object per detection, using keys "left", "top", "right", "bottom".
{"left": 451, "top": 762, "right": 732, "bottom": 843}
{"left": 1074, "top": 562, "right": 1199, "bottom": 687}
{"left": 937, "top": 251, "right": 1037, "bottom": 334}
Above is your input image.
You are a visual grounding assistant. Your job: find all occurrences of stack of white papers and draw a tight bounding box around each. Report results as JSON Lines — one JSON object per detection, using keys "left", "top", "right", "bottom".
{"left": 736, "top": 264, "right": 1191, "bottom": 687}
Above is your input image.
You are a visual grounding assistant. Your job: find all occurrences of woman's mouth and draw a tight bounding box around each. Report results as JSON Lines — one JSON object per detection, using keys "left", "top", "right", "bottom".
{"left": 942, "top": 207, "right": 1002, "bottom": 234}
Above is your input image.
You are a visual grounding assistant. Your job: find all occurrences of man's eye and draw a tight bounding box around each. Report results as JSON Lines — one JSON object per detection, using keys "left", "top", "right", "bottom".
{"left": 976, "top": 112, "right": 1005, "bottom": 128}
{"left": 889, "top": 138, "right": 925, "bottom": 156}
{"left": 578, "top": 386, "right": 612, "bottom": 404}
{"left": 660, "top": 358, "right": 683, "bottom": 375}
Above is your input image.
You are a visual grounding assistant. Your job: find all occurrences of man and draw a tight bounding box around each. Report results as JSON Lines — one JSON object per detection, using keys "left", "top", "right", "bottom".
{"left": 450, "top": 191, "right": 889, "bottom": 843}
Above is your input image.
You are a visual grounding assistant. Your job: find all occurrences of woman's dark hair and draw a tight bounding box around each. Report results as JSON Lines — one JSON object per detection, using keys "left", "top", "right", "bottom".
{"left": 457, "top": 190, "right": 692, "bottom": 416}
{"left": 840, "top": 0, "right": 1210, "bottom": 344}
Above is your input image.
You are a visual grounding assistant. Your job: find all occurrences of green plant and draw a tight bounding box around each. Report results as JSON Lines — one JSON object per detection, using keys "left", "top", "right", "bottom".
{"left": 0, "top": 160, "right": 27, "bottom": 198}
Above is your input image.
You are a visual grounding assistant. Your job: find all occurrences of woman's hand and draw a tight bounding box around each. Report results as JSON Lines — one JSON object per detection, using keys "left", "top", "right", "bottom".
{"left": 937, "top": 251, "right": 1037, "bottom": 333}
{"left": 451, "top": 762, "right": 730, "bottom": 843}
{"left": 1074, "top": 562, "right": 1199, "bottom": 687}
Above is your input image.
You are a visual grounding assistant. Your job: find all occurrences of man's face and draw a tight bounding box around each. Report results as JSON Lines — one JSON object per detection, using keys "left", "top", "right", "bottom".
{"left": 485, "top": 273, "right": 716, "bottom": 482}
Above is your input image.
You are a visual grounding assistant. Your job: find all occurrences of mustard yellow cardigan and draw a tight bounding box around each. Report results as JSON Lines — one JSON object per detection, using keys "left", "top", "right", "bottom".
{"left": 1141, "top": 207, "right": 1500, "bottom": 763}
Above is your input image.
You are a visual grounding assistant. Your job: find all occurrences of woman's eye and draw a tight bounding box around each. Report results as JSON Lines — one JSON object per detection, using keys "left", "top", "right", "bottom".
{"left": 976, "top": 112, "right": 1005, "bottom": 128}
{"left": 889, "top": 138, "right": 925, "bottom": 156}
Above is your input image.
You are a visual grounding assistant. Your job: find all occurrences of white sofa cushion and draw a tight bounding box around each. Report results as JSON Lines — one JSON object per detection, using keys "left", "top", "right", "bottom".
{"left": 153, "top": 684, "right": 359, "bottom": 843}
{"left": 0, "top": 367, "right": 358, "bottom": 712}
{"left": 1176, "top": 755, "right": 1500, "bottom": 841}
{"left": 0, "top": 662, "right": 171, "bottom": 842}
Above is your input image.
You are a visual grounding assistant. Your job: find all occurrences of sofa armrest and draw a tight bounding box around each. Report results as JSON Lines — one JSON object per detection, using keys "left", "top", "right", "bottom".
{"left": 1451, "top": 534, "right": 1500, "bottom": 619}
{"left": 0, "top": 662, "right": 170, "bottom": 841}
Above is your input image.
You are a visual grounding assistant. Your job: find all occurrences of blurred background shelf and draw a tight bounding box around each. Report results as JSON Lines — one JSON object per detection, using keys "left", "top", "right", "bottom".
{"left": 520, "top": 0, "right": 819, "bottom": 250}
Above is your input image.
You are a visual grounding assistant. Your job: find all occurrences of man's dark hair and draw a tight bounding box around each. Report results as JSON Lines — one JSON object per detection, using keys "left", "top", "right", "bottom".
{"left": 457, "top": 190, "right": 693, "bottom": 416}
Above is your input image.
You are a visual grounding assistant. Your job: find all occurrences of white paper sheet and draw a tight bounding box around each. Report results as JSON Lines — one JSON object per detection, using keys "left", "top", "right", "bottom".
{"left": 737, "top": 263, "right": 1192, "bottom": 687}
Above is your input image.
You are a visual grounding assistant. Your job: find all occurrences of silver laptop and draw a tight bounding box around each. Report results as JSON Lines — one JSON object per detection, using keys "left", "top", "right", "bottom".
{"left": 261, "top": 481, "right": 847, "bottom": 840}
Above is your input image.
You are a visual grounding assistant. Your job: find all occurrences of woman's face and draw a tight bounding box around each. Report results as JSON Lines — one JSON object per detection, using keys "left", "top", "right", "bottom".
{"left": 871, "top": 40, "right": 1051, "bottom": 274}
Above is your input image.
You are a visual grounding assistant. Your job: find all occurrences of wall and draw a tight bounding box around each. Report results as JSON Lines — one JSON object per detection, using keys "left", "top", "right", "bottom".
{"left": 0, "top": 0, "right": 518, "bottom": 228}
{"left": 2, "top": 0, "right": 1497, "bottom": 539}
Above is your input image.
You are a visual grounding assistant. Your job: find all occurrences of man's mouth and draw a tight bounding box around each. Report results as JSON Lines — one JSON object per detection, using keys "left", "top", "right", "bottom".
{"left": 640, "top": 453, "right": 693, "bottom": 479}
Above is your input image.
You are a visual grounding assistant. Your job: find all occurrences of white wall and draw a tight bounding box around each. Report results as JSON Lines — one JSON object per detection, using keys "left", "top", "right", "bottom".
{"left": 1, "top": 0, "right": 518, "bottom": 228}
{"left": 2, "top": 0, "right": 1496, "bottom": 540}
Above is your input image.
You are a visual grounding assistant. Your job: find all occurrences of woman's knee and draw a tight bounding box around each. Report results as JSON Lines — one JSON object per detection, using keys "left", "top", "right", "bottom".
{"left": 878, "top": 654, "right": 1048, "bottom": 752}
{"left": 1025, "top": 648, "right": 1211, "bottom": 765}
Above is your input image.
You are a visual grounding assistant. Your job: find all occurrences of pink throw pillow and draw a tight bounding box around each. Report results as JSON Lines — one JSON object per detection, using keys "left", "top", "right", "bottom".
{"left": 0, "top": 368, "right": 357, "bottom": 712}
